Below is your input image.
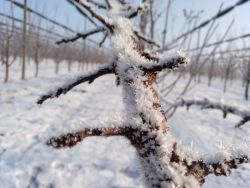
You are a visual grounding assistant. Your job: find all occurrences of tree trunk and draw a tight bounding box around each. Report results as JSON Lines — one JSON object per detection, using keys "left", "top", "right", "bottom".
{"left": 21, "top": 0, "right": 27, "bottom": 80}
{"left": 245, "top": 61, "right": 250, "bottom": 100}
{"left": 223, "top": 75, "right": 228, "bottom": 93}
{"left": 223, "top": 67, "right": 230, "bottom": 93}
{"left": 208, "top": 60, "right": 215, "bottom": 87}
{"left": 35, "top": 61, "right": 39, "bottom": 77}
{"left": 4, "top": 62, "right": 9, "bottom": 83}
{"left": 4, "top": 40, "right": 10, "bottom": 83}
{"left": 120, "top": 67, "right": 191, "bottom": 187}
{"left": 245, "top": 79, "right": 249, "bottom": 100}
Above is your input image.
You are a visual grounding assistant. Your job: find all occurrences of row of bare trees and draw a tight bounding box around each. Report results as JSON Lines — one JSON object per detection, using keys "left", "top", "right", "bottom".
{"left": 1, "top": 0, "right": 249, "bottom": 100}
{"left": 143, "top": 0, "right": 250, "bottom": 100}
{"left": 0, "top": 22, "right": 109, "bottom": 81}
{"left": 0, "top": 1, "right": 109, "bottom": 82}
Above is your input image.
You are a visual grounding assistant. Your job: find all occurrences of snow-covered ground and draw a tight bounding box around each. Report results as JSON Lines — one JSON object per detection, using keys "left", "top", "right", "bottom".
{"left": 0, "top": 61, "right": 249, "bottom": 188}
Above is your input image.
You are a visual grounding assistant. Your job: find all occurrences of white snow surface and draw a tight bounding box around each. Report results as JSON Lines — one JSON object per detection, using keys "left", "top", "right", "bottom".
{"left": 0, "top": 62, "right": 250, "bottom": 188}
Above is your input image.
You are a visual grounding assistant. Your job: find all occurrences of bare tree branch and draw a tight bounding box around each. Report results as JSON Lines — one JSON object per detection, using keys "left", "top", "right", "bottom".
{"left": 163, "top": 0, "right": 250, "bottom": 50}
{"left": 86, "top": 0, "right": 107, "bottom": 9}
{"left": 37, "top": 63, "right": 115, "bottom": 104}
{"left": 105, "top": 0, "right": 112, "bottom": 9}
{"left": 47, "top": 127, "right": 127, "bottom": 148}
{"left": 134, "top": 30, "right": 160, "bottom": 48}
{"left": 184, "top": 155, "right": 248, "bottom": 184}
{"left": 73, "top": 0, "right": 114, "bottom": 31}
{"left": 170, "top": 143, "right": 249, "bottom": 184}
{"left": 127, "top": 6, "right": 145, "bottom": 19}
{"left": 139, "top": 53, "right": 189, "bottom": 73}
{"left": 66, "top": 0, "right": 98, "bottom": 26}
{"left": 169, "top": 98, "right": 250, "bottom": 127}
{"left": 56, "top": 27, "right": 105, "bottom": 44}
{"left": 99, "top": 32, "right": 108, "bottom": 47}
{"left": 140, "top": 50, "right": 160, "bottom": 61}
{"left": 188, "top": 32, "right": 250, "bottom": 52}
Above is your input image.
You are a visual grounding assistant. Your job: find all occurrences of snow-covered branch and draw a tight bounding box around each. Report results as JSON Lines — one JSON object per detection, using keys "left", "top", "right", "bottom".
{"left": 47, "top": 127, "right": 127, "bottom": 148}
{"left": 126, "top": 4, "right": 149, "bottom": 19}
{"left": 139, "top": 53, "right": 189, "bottom": 73}
{"left": 168, "top": 142, "right": 249, "bottom": 185}
{"left": 127, "top": 6, "right": 144, "bottom": 19}
{"left": 184, "top": 155, "right": 248, "bottom": 184}
{"left": 56, "top": 27, "right": 105, "bottom": 45}
{"left": 37, "top": 63, "right": 115, "bottom": 104}
{"left": 170, "top": 98, "right": 250, "bottom": 127}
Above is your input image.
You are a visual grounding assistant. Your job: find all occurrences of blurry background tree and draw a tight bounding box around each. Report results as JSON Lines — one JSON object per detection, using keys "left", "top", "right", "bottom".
{"left": 0, "top": 4, "right": 19, "bottom": 82}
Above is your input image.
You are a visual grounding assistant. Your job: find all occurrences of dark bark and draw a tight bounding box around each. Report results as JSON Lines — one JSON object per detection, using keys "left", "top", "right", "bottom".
{"left": 245, "top": 61, "right": 250, "bottom": 100}
{"left": 245, "top": 79, "right": 249, "bottom": 100}
{"left": 4, "top": 62, "right": 9, "bottom": 83}
{"left": 35, "top": 61, "right": 39, "bottom": 77}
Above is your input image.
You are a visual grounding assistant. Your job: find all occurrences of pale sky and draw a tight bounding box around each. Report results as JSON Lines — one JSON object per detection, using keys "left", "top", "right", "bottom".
{"left": 1, "top": 0, "right": 250, "bottom": 50}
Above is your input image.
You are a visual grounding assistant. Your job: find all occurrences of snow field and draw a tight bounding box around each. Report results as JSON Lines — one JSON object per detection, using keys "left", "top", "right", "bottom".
{"left": 0, "top": 62, "right": 249, "bottom": 187}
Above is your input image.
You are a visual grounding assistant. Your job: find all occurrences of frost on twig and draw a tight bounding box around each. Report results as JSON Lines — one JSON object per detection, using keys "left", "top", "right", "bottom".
{"left": 60, "top": 1, "right": 159, "bottom": 48}
{"left": 184, "top": 155, "right": 248, "bottom": 184}
{"left": 47, "top": 127, "right": 249, "bottom": 186}
{"left": 169, "top": 98, "right": 250, "bottom": 127}
{"left": 139, "top": 52, "right": 189, "bottom": 73}
{"left": 47, "top": 127, "right": 127, "bottom": 148}
{"left": 37, "top": 63, "right": 115, "bottom": 104}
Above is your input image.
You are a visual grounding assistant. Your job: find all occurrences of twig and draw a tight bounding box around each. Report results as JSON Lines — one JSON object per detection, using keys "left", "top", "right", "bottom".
{"left": 188, "top": 32, "right": 250, "bottom": 52}
{"left": 74, "top": 0, "right": 114, "bottom": 31}
{"left": 56, "top": 27, "right": 105, "bottom": 44}
{"left": 66, "top": 0, "right": 97, "bottom": 26}
{"left": 139, "top": 54, "right": 189, "bottom": 73}
{"left": 37, "top": 63, "right": 115, "bottom": 104}
{"left": 183, "top": 155, "right": 248, "bottom": 184}
{"left": 99, "top": 32, "right": 108, "bottom": 47}
{"left": 164, "top": 0, "right": 250, "bottom": 49}
{"left": 134, "top": 30, "right": 160, "bottom": 48}
{"left": 140, "top": 50, "right": 160, "bottom": 61}
{"left": 86, "top": 0, "right": 107, "bottom": 9}
{"left": 105, "top": 0, "right": 111, "bottom": 9}
{"left": 170, "top": 98, "right": 250, "bottom": 128}
{"left": 47, "top": 127, "right": 127, "bottom": 148}
{"left": 127, "top": 6, "right": 144, "bottom": 19}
